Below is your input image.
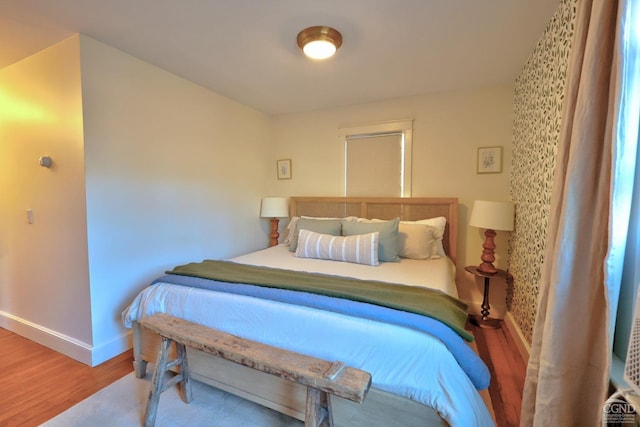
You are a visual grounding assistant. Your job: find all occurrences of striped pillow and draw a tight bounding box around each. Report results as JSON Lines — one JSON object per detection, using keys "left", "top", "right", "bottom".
{"left": 295, "top": 229, "right": 379, "bottom": 266}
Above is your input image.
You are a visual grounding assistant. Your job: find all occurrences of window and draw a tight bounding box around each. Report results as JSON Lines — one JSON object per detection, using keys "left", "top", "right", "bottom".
{"left": 610, "top": 0, "right": 640, "bottom": 384}
{"left": 340, "top": 120, "right": 413, "bottom": 197}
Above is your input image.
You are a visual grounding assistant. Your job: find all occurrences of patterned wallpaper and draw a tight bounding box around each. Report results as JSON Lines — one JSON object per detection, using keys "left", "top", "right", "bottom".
{"left": 509, "top": 0, "right": 577, "bottom": 343}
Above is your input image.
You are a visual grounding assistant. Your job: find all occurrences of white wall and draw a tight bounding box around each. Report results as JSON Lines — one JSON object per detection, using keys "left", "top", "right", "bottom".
{"left": 0, "top": 36, "right": 93, "bottom": 358}
{"left": 79, "top": 35, "right": 272, "bottom": 364}
{"left": 269, "top": 85, "right": 514, "bottom": 314}
{"left": 0, "top": 35, "right": 273, "bottom": 365}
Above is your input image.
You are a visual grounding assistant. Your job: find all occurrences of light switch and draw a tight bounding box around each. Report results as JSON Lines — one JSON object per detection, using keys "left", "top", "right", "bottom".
{"left": 26, "top": 209, "right": 33, "bottom": 224}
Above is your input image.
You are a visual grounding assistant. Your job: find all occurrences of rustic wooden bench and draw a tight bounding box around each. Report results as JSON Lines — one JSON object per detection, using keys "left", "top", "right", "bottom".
{"left": 139, "top": 313, "right": 372, "bottom": 427}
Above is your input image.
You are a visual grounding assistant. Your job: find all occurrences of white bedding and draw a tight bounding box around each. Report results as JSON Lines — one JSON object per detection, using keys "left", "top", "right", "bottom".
{"left": 123, "top": 246, "right": 493, "bottom": 427}
{"left": 231, "top": 244, "right": 458, "bottom": 297}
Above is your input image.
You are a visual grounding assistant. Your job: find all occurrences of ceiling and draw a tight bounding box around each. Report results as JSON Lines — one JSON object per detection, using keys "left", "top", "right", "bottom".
{"left": 0, "top": 0, "right": 560, "bottom": 116}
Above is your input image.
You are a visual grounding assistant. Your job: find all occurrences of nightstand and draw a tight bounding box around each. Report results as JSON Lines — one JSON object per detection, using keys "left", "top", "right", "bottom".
{"left": 465, "top": 266, "right": 509, "bottom": 329}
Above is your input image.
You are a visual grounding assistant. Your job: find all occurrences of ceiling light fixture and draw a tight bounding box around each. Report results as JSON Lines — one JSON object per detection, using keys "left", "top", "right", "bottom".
{"left": 296, "top": 26, "right": 342, "bottom": 60}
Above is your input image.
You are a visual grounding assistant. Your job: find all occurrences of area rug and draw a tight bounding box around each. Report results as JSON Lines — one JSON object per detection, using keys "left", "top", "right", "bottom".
{"left": 42, "top": 340, "right": 494, "bottom": 427}
{"left": 41, "top": 373, "right": 302, "bottom": 427}
{"left": 42, "top": 371, "right": 494, "bottom": 427}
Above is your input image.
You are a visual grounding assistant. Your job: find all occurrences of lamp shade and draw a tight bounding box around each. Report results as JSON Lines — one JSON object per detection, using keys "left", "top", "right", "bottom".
{"left": 469, "top": 200, "right": 514, "bottom": 231}
{"left": 260, "top": 197, "right": 289, "bottom": 218}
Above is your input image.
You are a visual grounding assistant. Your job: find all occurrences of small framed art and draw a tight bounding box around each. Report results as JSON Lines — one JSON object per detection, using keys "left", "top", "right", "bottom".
{"left": 477, "top": 146, "right": 502, "bottom": 174}
{"left": 277, "top": 159, "right": 292, "bottom": 180}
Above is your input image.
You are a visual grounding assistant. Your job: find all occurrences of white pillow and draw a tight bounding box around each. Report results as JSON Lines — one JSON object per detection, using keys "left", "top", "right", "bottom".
{"left": 356, "top": 217, "right": 383, "bottom": 223}
{"left": 283, "top": 216, "right": 300, "bottom": 244}
{"left": 402, "top": 216, "right": 447, "bottom": 256}
{"left": 303, "top": 216, "right": 358, "bottom": 221}
{"left": 295, "top": 229, "right": 380, "bottom": 266}
{"left": 397, "top": 222, "right": 441, "bottom": 260}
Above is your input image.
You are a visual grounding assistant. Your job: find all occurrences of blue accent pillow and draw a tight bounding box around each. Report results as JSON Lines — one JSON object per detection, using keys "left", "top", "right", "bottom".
{"left": 341, "top": 217, "right": 400, "bottom": 262}
{"left": 288, "top": 217, "right": 342, "bottom": 252}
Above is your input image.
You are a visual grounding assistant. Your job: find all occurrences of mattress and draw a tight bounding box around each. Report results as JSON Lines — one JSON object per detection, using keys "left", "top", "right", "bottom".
{"left": 122, "top": 245, "right": 493, "bottom": 427}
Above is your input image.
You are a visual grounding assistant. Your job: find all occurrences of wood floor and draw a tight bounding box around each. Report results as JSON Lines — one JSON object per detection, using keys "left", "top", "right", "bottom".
{"left": 470, "top": 321, "right": 528, "bottom": 427}
{"left": 0, "top": 328, "right": 134, "bottom": 427}
{"left": 1, "top": 322, "right": 526, "bottom": 427}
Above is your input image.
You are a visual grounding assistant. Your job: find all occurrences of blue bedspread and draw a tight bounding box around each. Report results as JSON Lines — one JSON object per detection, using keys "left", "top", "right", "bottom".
{"left": 152, "top": 273, "right": 490, "bottom": 390}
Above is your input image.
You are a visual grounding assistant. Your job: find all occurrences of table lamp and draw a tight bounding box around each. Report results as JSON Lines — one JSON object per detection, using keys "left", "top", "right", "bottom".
{"left": 260, "top": 197, "right": 289, "bottom": 247}
{"left": 469, "top": 200, "right": 515, "bottom": 274}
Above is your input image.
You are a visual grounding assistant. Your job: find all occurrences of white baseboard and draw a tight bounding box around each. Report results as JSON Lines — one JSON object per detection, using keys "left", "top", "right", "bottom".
{"left": 0, "top": 310, "right": 132, "bottom": 367}
{"left": 504, "top": 311, "right": 531, "bottom": 365}
{"left": 0, "top": 310, "right": 93, "bottom": 365}
{"left": 91, "top": 330, "right": 133, "bottom": 366}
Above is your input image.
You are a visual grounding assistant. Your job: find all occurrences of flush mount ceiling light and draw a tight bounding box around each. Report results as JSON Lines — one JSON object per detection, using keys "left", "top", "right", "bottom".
{"left": 296, "top": 26, "right": 343, "bottom": 60}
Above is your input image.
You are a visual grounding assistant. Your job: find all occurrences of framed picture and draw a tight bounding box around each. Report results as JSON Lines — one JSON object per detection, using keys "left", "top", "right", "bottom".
{"left": 477, "top": 146, "right": 503, "bottom": 174}
{"left": 277, "top": 159, "right": 292, "bottom": 180}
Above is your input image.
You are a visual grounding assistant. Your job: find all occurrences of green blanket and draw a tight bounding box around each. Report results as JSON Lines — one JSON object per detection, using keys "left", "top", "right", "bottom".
{"left": 168, "top": 260, "right": 472, "bottom": 341}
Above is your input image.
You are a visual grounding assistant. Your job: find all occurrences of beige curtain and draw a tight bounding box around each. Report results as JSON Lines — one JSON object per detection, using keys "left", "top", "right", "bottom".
{"left": 520, "top": 0, "right": 624, "bottom": 426}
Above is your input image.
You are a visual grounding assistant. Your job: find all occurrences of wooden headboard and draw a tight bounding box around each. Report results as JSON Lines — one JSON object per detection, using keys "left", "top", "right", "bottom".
{"left": 290, "top": 197, "right": 458, "bottom": 264}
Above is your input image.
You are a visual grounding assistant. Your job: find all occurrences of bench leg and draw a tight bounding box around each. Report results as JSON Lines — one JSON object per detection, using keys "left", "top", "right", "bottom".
{"left": 176, "top": 342, "right": 192, "bottom": 403}
{"left": 133, "top": 322, "right": 148, "bottom": 378}
{"left": 144, "top": 336, "right": 172, "bottom": 427}
{"left": 305, "top": 387, "right": 334, "bottom": 427}
{"left": 134, "top": 359, "right": 148, "bottom": 379}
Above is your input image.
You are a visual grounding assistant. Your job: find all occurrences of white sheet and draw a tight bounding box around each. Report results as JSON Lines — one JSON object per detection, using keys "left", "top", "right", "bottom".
{"left": 231, "top": 244, "right": 458, "bottom": 297}
{"left": 122, "top": 247, "right": 493, "bottom": 427}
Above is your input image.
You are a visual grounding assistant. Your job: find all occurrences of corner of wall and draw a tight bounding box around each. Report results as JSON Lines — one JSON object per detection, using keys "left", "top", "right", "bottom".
{"left": 504, "top": 311, "right": 531, "bottom": 365}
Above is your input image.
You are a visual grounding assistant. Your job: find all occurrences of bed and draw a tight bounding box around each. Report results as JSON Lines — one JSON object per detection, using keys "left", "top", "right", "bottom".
{"left": 122, "top": 197, "right": 494, "bottom": 426}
